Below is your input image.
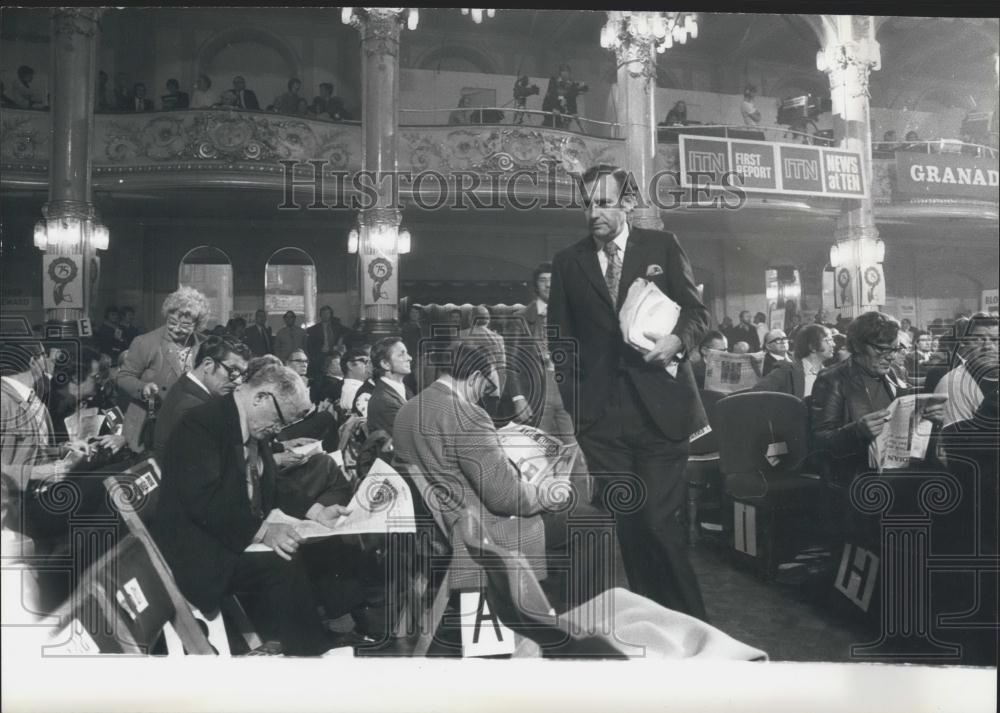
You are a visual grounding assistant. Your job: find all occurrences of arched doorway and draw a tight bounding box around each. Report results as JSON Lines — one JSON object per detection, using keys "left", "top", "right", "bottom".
{"left": 265, "top": 247, "right": 317, "bottom": 332}
{"left": 178, "top": 246, "right": 233, "bottom": 330}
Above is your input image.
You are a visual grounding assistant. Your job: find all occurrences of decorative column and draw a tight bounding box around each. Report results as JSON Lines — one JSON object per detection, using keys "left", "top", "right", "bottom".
{"left": 344, "top": 8, "right": 416, "bottom": 338}
{"left": 33, "top": 8, "right": 107, "bottom": 336}
{"left": 816, "top": 15, "right": 882, "bottom": 320}
{"left": 601, "top": 12, "right": 698, "bottom": 231}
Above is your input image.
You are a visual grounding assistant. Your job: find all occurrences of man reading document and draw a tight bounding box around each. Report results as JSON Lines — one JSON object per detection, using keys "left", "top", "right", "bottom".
{"left": 548, "top": 164, "right": 710, "bottom": 619}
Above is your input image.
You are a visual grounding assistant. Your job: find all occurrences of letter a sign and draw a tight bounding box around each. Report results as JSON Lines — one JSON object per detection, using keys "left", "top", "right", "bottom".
{"left": 460, "top": 591, "right": 516, "bottom": 657}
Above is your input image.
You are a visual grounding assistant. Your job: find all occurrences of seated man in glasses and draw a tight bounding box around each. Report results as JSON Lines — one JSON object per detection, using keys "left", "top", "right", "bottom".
{"left": 760, "top": 329, "right": 792, "bottom": 377}
{"left": 151, "top": 363, "right": 358, "bottom": 655}
{"left": 153, "top": 336, "right": 250, "bottom": 462}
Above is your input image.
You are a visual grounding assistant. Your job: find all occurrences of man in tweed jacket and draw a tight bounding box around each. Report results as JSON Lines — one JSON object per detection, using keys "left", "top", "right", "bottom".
{"left": 393, "top": 338, "right": 553, "bottom": 591}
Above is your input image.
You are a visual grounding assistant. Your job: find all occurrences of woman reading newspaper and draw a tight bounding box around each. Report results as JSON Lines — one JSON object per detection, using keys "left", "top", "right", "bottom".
{"left": 810, "top": 312, "right": 947, "bottom": 543}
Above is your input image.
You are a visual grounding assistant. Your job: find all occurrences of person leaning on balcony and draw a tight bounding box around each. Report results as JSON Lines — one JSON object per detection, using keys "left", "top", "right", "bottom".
{"left": 449, "top": 94, "right": 473, "bottom": 125}
{"left": 115, "top": 286, "right": 209, "bottom": 452}
{"left": 232, "top": 75, "right": 260, "bottom": 110}
{"left": 740, "top": 84, "right": 761, "bottom": 126}
{"left": 161, "top": 78, "right": 189, "bottom": 110}
{"left": 663, "top": 101, "right": 688, "bottom": 126}
{"left": 191, "top": 74, "right": 217, "bottom": 109}
{"left": 312, "top": 82, "right": 352, "bottom": 122}
{"left": 274, "top": 77, "right": 302, "bottom": 115}
{"left": 10, "top": 65, "right": 40, "bottom": 110}
{"left": 129, "top": 82, "right": 154, "bottom": 112}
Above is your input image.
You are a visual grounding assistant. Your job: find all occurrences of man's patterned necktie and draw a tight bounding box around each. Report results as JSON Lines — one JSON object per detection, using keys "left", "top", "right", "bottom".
{"left": 246, "top": 438, "right": 263, "bottom": 517}
{"left": 603, "top": 241, "right": 622, "bottom": 308}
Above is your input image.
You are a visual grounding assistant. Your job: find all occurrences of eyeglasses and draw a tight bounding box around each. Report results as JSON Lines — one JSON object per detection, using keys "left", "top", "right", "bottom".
{"left": 264, "top": 392, "right": 287, "bottom": 427}
{"left": 766, "top": 337, "right": 789, "bottom": 345}
{"left": 288, "top": 358, "right": 309, "bottom": 364}
{"left": 217, "top": 361, "right": 246, "bottom": 383}
{"left": 166, "top": 316, "right": 195, "bottom": 330}
{"left": 865, "top": 341, "right": 906, "bottom": 357}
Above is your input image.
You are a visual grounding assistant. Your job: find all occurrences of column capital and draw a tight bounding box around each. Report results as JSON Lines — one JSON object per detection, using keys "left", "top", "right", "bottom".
{"left": 349, "top": 8, "right": 403, "bottom": 58}
{"left": 50, "top": 7, "right": 102, "bottom": 37}
{"left": 815, "top": 18, "right": 881, "bottom": 99}
{"left": 603, "top": 11, "right": 658, "bottom": 80}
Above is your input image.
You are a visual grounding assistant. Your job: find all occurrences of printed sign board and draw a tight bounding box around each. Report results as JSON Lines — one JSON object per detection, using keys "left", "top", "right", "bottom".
{"left": 679, "top": 135, "right": 866, "bottom": 199}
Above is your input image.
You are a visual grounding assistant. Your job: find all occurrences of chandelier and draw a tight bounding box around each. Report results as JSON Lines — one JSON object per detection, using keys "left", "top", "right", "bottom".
{"left": 460, "top": 8, "right": 495, "bottom": 24}
{"left": 600, "top": 11, "right": 698, "bottom": 54}
{"left": 341, "top": 7, "right": 420, "bottom": 31}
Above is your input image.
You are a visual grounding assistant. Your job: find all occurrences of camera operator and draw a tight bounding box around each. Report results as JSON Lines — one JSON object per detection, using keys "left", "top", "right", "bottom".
{"left": 542, "top": 64, "right": 588, "bottom": 131}
{"left": 512, "top": 75, "right": 539, "bottom": 125}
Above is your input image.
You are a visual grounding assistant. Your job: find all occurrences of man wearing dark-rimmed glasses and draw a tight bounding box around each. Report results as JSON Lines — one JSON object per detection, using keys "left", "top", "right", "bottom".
{"left": 152, "top": 362, "right": 355, "bottom": 656}
{"left": 761, "top": 328, "right": 792, "bottom": 376}
{"left": 153, "top": 336, "right": 250, "bottom": 460}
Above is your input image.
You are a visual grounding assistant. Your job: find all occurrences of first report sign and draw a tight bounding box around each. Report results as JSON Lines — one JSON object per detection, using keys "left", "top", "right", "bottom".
{"left": 679, "top": 135, "right": 866, "bottom": 199}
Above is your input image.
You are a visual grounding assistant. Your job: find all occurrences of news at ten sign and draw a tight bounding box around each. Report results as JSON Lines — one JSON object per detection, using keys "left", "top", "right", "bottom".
{"left": 678, "top": 135, "right": 866, "bottom": 199}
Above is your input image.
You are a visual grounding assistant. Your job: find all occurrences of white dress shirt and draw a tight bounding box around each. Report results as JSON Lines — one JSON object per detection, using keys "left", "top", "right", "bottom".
{"left": 595, "top": 223, "right": 630, "bottom": 275}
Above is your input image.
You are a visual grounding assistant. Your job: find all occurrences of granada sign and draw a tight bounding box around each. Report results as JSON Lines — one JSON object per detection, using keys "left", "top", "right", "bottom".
{"left": 895, "top": 151, "right": 999, "bottom": 202}
{"left": 679, "top": 135, "right": 866, "bottom": 199}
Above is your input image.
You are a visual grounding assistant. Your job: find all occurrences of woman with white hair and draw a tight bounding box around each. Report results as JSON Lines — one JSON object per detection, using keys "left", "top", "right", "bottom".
{"left": 116, "top": 286, "right": 210, "bottom": 451}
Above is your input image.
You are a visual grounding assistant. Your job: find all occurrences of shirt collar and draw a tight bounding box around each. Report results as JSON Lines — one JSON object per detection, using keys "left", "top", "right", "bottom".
{"left": 381, "top": 377, "right": 407, "bottom": 400}
{"left": 1, "top": 375, "right": 33, "bottom": 403}
{"left": 594, "top": 222, "right": 630, "bottom": 254}
{"left": 535, "top": 298, "right": 547, "bottom": 316}
{"left": 233, "top": 393, "right": 252, "bottom": 444}
{"left": 186, "top": 371, "right": 210, "bottom": 395}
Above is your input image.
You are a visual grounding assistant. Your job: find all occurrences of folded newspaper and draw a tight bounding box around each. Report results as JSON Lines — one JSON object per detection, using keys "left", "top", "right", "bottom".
{"left": 245, "top": 459, "right": 414, "bottom": 552}
{"left": 64, "top": 407, "right": 105, "bottom": 442}
{"left": 868, "top": 394, "right": 948, "bottom": 472}
{"left": 496, "top": 423, "right": 575, "bottom": 485}
{"left": 703, "top": 349, "right": 760, "bottom": 394}
{"left": 618, "top": 278, "right": 681, "bottom": 377}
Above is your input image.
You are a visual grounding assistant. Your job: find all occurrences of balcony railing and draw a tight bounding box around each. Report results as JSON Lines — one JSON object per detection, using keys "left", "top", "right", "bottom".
{"left": 399, "top": 107, "right": 622, "bottom": 139}
{"left": 1, "top": 107, "right": 995, "bottom": 215}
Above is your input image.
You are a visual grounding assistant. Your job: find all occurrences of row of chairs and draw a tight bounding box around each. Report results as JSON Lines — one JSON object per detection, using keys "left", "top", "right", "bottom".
{"left": 45, "top": 459, "right": 267, "bottom": 656}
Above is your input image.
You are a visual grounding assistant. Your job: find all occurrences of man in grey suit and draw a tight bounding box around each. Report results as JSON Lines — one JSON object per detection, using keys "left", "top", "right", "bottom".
{"left": 366, "top": 336, "right": 413, "bottom": 439}
{"left": 393, "top": 338, "right": 609, "bottom": 609}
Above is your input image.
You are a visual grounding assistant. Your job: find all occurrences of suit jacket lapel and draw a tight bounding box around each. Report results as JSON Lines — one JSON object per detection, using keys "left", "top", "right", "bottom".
{"left": 223, "top": 395, "right": 248, "bottom": 481}
{"left": 792, "top": 361, "right": 806, "bottom": 398}
{"left": 574, "top": 239, "right": 614, "bottom": 312}
{"left": 618, "top": 228, "right": 647, "bottom": 306}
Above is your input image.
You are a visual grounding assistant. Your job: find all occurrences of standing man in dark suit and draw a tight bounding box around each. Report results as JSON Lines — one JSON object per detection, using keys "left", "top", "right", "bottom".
{"left": 548, "top": 164, "right": 709, "bottom": 619}
{"left": 366, "top": 336, "right": 413, "bottom": 439}
{"left": 730, "top": 311, "right": 761, "bottom": 353}
{"left": 243, "top": 309, "right": 273, "bottom": 357}
{"left": 128, "top": 83, "right": 154, "bottom": 112}
{"left": 152, "top": 336, "right": 248, "bottom": 461}
{"left": 306, "top": 306, "right": 348, "bottom": 380}
{"left": 502, "top": 262, "right": 575, "bottom": 443}
{"left": 150, "top": 363, "right": 351, "bottom": 655}
{"left": 232, "top": 76, "right": 260, "bottom": 110}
